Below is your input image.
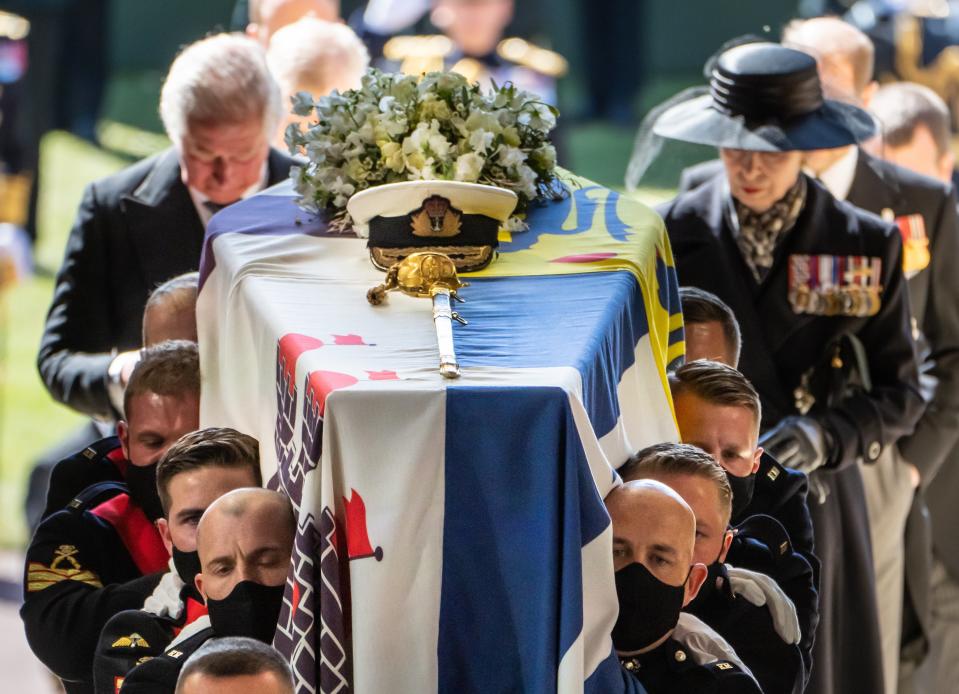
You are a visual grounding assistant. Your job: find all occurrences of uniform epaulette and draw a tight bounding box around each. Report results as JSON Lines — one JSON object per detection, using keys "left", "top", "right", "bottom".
{"left": 76, "top": 436, "right": 123, "bottom": 462}
{"left": 734, "top": 513, "right": 794, "bottom": 559}
{"left": 497, "top": 37, "right": 568, "bottom": 77}
{"left": 383, "top": 34, "right": 452, "bottom": 76}
{"left": 66, "top": 480, "right": 128, "bottom": 514}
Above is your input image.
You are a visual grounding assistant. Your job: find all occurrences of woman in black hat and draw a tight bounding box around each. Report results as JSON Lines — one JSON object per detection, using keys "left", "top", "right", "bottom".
{"left": 653, "top": 43, "right": 924, "bottom": 694}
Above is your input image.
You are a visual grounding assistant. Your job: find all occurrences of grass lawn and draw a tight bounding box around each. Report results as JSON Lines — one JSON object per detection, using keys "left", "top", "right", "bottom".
{"left": 0, "top": 133, "right": 130, "bottom": 547}
{"left": 0, "top": 123, "right": 682, "bottom": 548}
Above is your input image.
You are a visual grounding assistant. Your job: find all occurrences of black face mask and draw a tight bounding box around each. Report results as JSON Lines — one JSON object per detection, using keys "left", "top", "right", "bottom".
{"left": 726, "top": 471, "right": 756, "bottom": 522}
{"left": 172, "top": 547, "right": 202, "bottom": 586}
{"left": 686, "top": 555, "right": 728, "bottom": 612}
{"left": 206, "top": 580, "right": 285, "bottom": 644}
{"left": 125, "top": 462, "right": 165, "bottom": 522}
{"left": 612, "top": 562, "right": 687, "bottom": 653}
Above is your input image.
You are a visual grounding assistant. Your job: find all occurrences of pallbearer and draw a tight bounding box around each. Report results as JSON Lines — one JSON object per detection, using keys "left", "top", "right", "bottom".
{"left": 646, "top": 43, "right": 924, "bottom": 694}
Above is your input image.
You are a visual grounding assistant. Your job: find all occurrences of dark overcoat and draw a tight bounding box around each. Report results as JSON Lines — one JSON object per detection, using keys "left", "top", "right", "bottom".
{"left": 37, "top": 147, "right": 295, "bottom": 419}
{"left": 658, "top": 173, "right": 924, "bottom": 694}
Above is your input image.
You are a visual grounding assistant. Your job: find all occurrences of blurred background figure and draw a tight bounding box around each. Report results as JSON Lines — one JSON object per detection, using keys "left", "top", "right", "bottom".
{"left": 266, "top": 17, "right": 368, "bottom": 147}
{"left": 871, "top": 81, "right": 956, "bottom": 185}
{"left": 369, "top": 0, "right": 567, "bottom": 106}
{"left": 0, "top": 0, "right": 109, "bottom": 253}
{"left": 241, "top": 0, "right": 341, "bottom": 45}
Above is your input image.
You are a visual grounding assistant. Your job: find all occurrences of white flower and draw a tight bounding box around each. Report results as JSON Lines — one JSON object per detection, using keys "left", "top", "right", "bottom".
{"left": 497, "top": 146, "right": 526, "bottom": 170}
{"left": 468, "top": 129, "right": 495, "bottom": 153}
{"left": 454, "top": 153, "right": 485, "bottom": 182}
{"left": 515, "top": 164, "right": 539, "bottom": 198}
{"left": 291, "top": 92, "right": 315, "bottom": 117}
{"left": 290, "top": 67, "right": 559, "bottom": 216}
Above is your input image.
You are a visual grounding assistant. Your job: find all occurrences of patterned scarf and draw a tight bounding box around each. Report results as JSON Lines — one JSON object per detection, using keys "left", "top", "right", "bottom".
{"left": 731, "top": 176, "right": 807, "bottom": 282}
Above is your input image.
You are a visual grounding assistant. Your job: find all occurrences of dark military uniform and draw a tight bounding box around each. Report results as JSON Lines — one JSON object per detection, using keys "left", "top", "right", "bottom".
{"left": 119, "top": 623, "right": 213, "bottom": 694}
{"left": 679, "top": 147, "right": 959, "bottom": 669}
{"left": 21, "top": 480, "right": 169, "bottom": 693}
{"left": 659, "top": 173, "right": 925, "bottom": 694}
{"left": 41, "top": 436, "right": 125, "bottom": 520}
{"left": 94, "top": 584, "right": 208, "bottom": 694}
{"left": 733, "top": 452, "right": 818, "bottom": 582}
{"left": 619, "top": 638, "right": 762, "bottom": 693}
{"left": 720, "top": 514, "right": 818, "bottom": 693}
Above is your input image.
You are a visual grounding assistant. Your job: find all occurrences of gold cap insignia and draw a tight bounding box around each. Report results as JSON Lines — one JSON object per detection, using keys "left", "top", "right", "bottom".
{"left": 411, "top": 196, "right": 462, "bottom": 238}
{"left": 111, "top": 633, "right": 151, "bottom": 649}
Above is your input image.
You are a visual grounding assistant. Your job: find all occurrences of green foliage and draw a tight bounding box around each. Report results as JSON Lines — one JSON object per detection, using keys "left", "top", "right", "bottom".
{"left": 0, "top": 133, "right": 128, "bottom": 547}
{"left": 287, "top": 69, "right": 560, "bottom": 228}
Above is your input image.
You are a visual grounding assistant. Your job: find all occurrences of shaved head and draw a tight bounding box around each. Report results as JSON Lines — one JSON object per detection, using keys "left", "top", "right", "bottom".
{"left": 198, "top": 488, "right": 295, "bottom": 549}
{"left": 606, "top": 479, "right": 697, "bottom": 582}
{"left": 196, "top": 488, "right": 296, "bottom": 601}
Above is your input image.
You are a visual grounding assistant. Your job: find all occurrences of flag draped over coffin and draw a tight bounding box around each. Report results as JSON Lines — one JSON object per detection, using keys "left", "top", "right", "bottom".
{"left": 197, "top": 171, "right": 683, "bottom": 694}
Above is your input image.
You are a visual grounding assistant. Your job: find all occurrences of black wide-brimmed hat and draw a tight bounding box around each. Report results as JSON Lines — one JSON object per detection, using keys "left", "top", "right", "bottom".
{"left": 652, "top": 43, "right": 876, "bottom": 151}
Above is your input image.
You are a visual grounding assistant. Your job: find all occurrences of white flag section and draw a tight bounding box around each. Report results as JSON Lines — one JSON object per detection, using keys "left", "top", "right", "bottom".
{"left": 198, "top": 180, "right": 681, "bottom": 693}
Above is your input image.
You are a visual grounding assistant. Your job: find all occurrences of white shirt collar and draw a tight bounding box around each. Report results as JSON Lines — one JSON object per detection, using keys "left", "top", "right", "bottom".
{"left": 807, "top": 146, "right": 859, "bottom": 201}
{"left": 188, "top": 160, "right": 269, "bottom": 228}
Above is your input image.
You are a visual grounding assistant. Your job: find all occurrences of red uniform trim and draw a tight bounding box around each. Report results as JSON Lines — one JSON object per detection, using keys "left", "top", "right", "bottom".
{"left": 172, "top": 597, "right": 209, "bottom": 637}
{"left": 90, "top": 494, "right": 169, "bottom": 575}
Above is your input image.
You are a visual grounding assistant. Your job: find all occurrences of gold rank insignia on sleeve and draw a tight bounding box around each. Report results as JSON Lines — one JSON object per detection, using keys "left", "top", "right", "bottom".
{"left": 715, "top": 662, "right": 734, "bottom": 671}
{"left": 27, "top": 544, "right": 103, "bottom": 592}
{"left": 111, "top": 633, "right": 151, "bottom": 649}
{"left": 767, "top": 466, "right": 780, "bottom": 482}
{"left": 167, "top": 649, "right": 184, "bottom": 659}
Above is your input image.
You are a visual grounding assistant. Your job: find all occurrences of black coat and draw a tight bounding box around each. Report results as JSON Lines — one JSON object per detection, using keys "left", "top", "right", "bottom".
{"left": 119, "top": 626, "right": 213, "bottom": 693}
{"left": 679, "top": 154, "right": 959, "bottom": 478}
{"left": 41, "top": 436, "right": 124, "bottom": 521}
{"left": 94, "top": 586, "right": 206, "bottom": 694}
{"left": 686, "top": 563, "right": 805, "bottom": 694}
{"left": 681, "top": 151, "right": 959, "bottom": 652}
{"left": 620, "top": 638, "right": 762, "bottom": 694}
{"left": 658, "top": 174, "right": 924, "bottom": 694}
{"left": 37, "top": 147, "right": 295, "bottom": 419}
{"left": 20, "top": 482, "right": 165, "bottom": 693}
{"left": 733, "top": 452, "right": 817, "bottom": 583}
{"left": 724, "top": 513, "right": 818, "bottom": 692}
{"left": 843, "top": 152, "right": 959, "bottom": 657}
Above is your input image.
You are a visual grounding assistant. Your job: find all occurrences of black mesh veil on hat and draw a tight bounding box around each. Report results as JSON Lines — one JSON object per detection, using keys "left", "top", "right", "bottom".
{"left": 625, "top": 42, "right": 877, "bottom": 190}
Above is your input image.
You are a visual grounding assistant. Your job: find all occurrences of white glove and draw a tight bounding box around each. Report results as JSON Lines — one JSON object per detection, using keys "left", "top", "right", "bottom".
{"left": 726, "top": 565, "right": 801, "bottom": 645}
{"left": 142, "top": 559, "right": 186, "bottom": 619}
{"left": 674, "top": 612, "right": 755, "bottom": 680}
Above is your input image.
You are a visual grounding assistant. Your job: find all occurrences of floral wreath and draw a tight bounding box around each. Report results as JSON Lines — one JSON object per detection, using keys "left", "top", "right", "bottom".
{"left": 286, "top": 68, "right": 563, "bottom": 233}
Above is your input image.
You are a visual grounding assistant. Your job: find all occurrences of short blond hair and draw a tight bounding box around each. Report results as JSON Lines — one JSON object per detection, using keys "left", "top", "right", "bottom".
{"left": 160, "top": 33, "right": 282, "bottom": 142}
{"left": 621, "top": 442, "right": 733, "bottom": 526}
{"left": 267, "top": 18, "right": 368, "bottom": 102}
